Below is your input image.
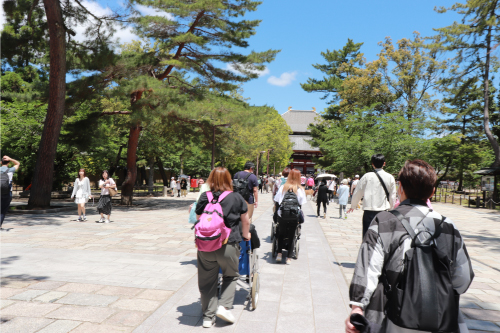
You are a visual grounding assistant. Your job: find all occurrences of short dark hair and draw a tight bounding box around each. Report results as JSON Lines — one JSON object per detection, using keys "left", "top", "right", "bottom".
{"left": 244, "top": 161, "right": 255, "bottom": 170}
{"left": 101, "top": 170, "right": 109, "bottom": 181}
{"left": 398, "top": 159, "right": 437, "bottom": 201}
{"left": 282, "top": 167, "right": 291, "bottom": 177}
{"left": 1, "top": 159, "right": 9, "bottom": 165}
{"left": 371, "top": 154, "right": 385, "bottom": 168}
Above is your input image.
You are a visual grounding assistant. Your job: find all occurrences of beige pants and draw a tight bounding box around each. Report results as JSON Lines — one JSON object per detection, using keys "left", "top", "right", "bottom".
{"left": 181, "top": 189, "right": 188, "bottom": 197}
{"left": 246, "top": 201, "right": 254, "bottom": 223}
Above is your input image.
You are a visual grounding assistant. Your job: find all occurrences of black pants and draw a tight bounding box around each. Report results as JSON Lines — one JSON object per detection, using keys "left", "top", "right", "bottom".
{"left": 362, "top": 210, "right": 382, "bottom": 239}
{"left": 1, "top": 193, "right": 12, "bottom": 227}
{"left": 327, "top": 190, "right": 333, "bottom": 200}
{"left": 277, "top": 219, "right": 297, "bottom": 255}
{"left": 317, "top": 200, "right": 327, "bottom": 216}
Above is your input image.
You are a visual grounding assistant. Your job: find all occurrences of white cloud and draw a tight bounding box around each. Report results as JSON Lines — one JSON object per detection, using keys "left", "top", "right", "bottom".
{"left": 267, "top": 71, "right": 298, "bottom": 87}
{"left": 226, "top": 63, "right": 270, "bottom": 77}
{"left": 0, "top": 1, "right": 5, "bottom": 29}
{"left": 135, "top": 4, "right": 174, "bottom": 20}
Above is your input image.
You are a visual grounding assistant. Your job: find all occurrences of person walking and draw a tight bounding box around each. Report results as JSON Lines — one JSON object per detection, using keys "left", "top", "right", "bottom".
{"left": 1, "top": 155, "right": 20, "bottom": 230}
{"left": 70, "top": 168, "right": 92, "bottom": 221}
{"left": 258, "top": 177, "right": 263, "bottom": 193}
{"left": 337, "top": 179, "right": 349, "bottom": 219}
{"left": 195, "top": 167, "right": 251, "bottom": 328}
{"left": 328, "top": 178, "right": 336, "bottom": 202}
{"left": 345, "top": 160, "right": 473, "bottom": 333}
{"left": 170, "top": 177, "right": 176, "bottom": 197}
{"left": 351, "top": 174, "right": 361, "bottom": 209}
{"left": 306, "top": 175, "right": 315, "bottom": 190}
{"left": 96, "top": 170, "right": 116, "bottom": 223}
{"left": 176, "top": 177, "right": 181, "bottom": 197}
{"left": 316, "top": 180, "right": 329, "bottom": 218}
{"left": 348, "top": 154, "right": 396, "bottom": 238}
{"left": 180, "top": 177, "right": 188, "bottom": 197}
{"left": 233, "top": 162, "right": 259, "bottom": 223}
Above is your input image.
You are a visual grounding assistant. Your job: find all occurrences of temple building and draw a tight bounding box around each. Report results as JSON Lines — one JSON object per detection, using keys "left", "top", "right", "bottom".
{"left": 282, "top": 107, "right": 322, "bottom": 175}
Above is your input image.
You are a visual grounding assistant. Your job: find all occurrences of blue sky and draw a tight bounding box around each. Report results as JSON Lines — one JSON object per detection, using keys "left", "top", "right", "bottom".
{"left": 237, "top": 0, "right": 461, "bottom": 114}
{"left": 0, "top": 0, "right": 461, "bottom": 114}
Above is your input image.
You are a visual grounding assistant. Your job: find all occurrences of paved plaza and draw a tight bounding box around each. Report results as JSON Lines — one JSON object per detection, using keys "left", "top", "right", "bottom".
{"left": 1, "top": 192, "right": 500, "bottom": 332}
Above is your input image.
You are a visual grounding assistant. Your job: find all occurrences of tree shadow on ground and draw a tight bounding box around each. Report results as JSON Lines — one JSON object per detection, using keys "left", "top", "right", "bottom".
{"left": 1, "top": 274, "right": 49, "bottom": 287}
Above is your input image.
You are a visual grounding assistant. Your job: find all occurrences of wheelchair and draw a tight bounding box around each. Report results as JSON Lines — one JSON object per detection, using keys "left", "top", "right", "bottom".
{"left": 218, "top": 240, "right": 260, "bottom": 310}
{"left": 271, "top": 217, "right": 301, "bottom": 261}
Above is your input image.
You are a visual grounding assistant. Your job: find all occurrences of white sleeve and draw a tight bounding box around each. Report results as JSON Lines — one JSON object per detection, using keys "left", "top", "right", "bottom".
{"left": 298, "top": 189, "right": 307, "bottom": 205}
{"left": 85, "top": 178, "right": 91, "bottom": 195}
{"left": 71, "top": 179, "right": 78, "bottom": 197}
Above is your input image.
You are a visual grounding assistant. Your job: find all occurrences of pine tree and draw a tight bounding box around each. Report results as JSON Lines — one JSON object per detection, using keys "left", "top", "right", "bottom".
{"left": 434, "top": 0, "right": 500, "bottom": 167}
{"left": 103, "top": 0, "right": 279, "bottom": 204}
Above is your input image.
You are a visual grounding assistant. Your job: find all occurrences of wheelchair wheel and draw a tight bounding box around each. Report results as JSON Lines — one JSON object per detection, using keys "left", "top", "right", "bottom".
{"left": 271, "top": 237, "right": 278, "bottom": 258}
{"left": 251, "top": 272, "right": 260, "bottom": 310}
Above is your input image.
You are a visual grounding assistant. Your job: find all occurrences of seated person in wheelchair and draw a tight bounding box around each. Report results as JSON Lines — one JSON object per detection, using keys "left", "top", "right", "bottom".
{"left": 273, "top": 169, "right": 307, "bottom": 264}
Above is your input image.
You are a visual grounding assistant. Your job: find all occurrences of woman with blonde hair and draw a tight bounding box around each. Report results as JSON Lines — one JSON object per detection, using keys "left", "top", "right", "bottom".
{"left": 273, "top": 168, "right": 307, "bottom": 264}
{"left": 195, "top": 167, "right": 251, "bottom": 328}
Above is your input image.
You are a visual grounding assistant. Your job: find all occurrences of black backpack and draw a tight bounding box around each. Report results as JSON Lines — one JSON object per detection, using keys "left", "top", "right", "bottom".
{"left": 385, "top": 210, "right": 459, "bottom": 332}
{"left": 280, "top": 189, "right": 300, "bottom": 222}
{"left": 233, "top": 172, "right": 252, "bottom": 202}
{"left": 1, "top": 169, "right": 10, "bottom": 196}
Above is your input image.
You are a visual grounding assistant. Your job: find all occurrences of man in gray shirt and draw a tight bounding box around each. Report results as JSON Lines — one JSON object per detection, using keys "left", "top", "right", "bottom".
{"left": 1, "top": 155, "right": 20, "bottom": 230}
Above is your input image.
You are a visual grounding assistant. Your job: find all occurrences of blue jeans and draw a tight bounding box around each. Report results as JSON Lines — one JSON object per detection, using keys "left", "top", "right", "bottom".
{"left": 1, "top": 193, "right": 12, "bottom": 227}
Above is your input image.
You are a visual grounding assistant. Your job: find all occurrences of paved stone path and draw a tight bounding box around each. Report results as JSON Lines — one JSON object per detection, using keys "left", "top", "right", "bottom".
{"left": 319, "top": 201, "right": 500, "bottom": 333}
{"left": 133, "top": 193, "right": 350, "bottom": 333}
{"left": 2, "top": 191, "right": 500, "bottom": 332}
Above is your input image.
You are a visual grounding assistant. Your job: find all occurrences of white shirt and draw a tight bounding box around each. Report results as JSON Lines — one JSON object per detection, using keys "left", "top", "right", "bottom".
{"left": 99, "top": 178, "right": 116, "bottom": 195}
{"left": 350, "top": 169, "right": 396, "bottom": 211}
{"left": 351, "top": 179, "right": 359, "bottom": 194}
{"left": 274, "top": 186, "right": 307, "bottom": 217}
{"left": 170, "top": 180, "right": 176, "bottom": 188}
{"left": 328, "top": 180, "right": 336, "bottom": 191}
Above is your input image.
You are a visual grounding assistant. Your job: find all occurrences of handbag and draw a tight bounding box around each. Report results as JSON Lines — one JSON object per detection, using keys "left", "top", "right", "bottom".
{"left": 108, "top": 187, "right": 118, "bottom": 197}
{"left": 188, "top": 202, "right": 198, "bottom": 224}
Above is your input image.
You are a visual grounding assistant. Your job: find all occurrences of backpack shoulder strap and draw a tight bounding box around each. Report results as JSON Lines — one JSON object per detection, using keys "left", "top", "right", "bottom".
{"left": 389, "top": 209, "right": 416, "bottom": 240}
{"left": 244, "top": 172, "right": 252, "bottom": 180}
{"left": 374, "top": 170, "right": 390, "bottom": 203}
{"left": 218, "top": 191, "right": 232, "bottom": 202}
{"left": 206, "top": 191, "right": 213, "bottom": 202}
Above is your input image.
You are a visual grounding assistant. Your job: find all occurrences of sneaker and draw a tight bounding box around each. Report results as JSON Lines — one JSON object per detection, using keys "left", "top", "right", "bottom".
{"left": 216, "top": 305, "right": 235, "bottom": 324}
{"left": 324, "top": 213, "right": 326, "bottom": 219}
{"left": 286, "top": 258, "right": 292, "bottom": 265}
{"left": 344, "top": 216, "right": 347, "bottom": 220}
{"left": 104, "top": 219, "right": 110, "bottom": 223}
{"left": 83, "top": 216, "right": 87, "bottom": 221}
{"left": 276, "top": 253, "right": 282, "bottom": 262}
{"left": 339, "top": 216, "right": 342, "bottom": 219}
{"left": 97, "top": 218, "right": 104, "bottom": 223}
{"left": 202, "top": 317, "right": 215, "bottom": 328}
{"left": 77, "top": 216, "right": 82, "bottom": 221}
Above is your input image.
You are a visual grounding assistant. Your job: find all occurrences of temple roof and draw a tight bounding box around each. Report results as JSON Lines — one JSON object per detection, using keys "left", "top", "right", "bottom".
{"left": 289, "top": 135, "right": 320, "bottom": 152}
{"left": 281, "top": 108, "right": 319, "bottom": 133}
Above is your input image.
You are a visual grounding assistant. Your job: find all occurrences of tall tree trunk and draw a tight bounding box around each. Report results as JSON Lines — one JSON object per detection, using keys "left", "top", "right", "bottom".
{"left": 28, "top": 0, "right": 66, "bottom": 209}
{"left": 156, "top": 157, "right": 168, "bottom": 186}
{"left": 121, "top": 124, "right": 141, "bottom": 205}
{"left": 483, "top": 24, "right": 500, "bottom": 167}
{"left": 148, "top": 157, "right": 154, "bottom": 193}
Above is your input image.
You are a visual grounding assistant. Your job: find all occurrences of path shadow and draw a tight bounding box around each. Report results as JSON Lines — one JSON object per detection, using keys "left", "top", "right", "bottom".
{"left": 1, "top": 274, "right": 49, "bottom": 286}
{"left": 179, "top": 259, "right": 197, "bottom": 266}
{"left": 176, "top": 302, "right": 202, "bottom": 327}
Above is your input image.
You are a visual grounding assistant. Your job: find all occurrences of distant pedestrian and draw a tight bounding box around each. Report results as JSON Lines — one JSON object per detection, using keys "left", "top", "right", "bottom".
{"left": 195, "top": 167, "right": 251, "bottom": 328}
{"left": 306, "top": 175, "right": 315, "bottom": 190}
{"left": 180, "top": 178, "right": 188, "bottom": 197}
{"left": 316, "top": 180, "right": 329, "bottom": 218}
{"left": 1, "top": 155, "right": 20, "bottom": 230}
{"left": 70, "top": 168, "right": 92, "bottom": 221}
{"left": 337, "top": 179, "right": 349, "bottom": 219}
{"left": 328, "top": 178, "right": 336, "bottom": 202}
{"left": 233, "top": 162, "right": 259, "bottom": 223}
{"left": 345, "top": 159, "right": 473, "bottom": 333}
{"left": 258, "top": 177, "right": 263, "bottom": 193}
{"left": 300, "top": 174, "right": 306, "bottom": 187}
{"left": 348, "top": 154, "right": 396, "bottom": 238}
{"left": 170, "top": 177, "right": 176, "bottom": 197}
{"left": 176, "top": 178, "right": 181, "bottom": 197}
{"left": 97, "top": 170, "right": 115, "bottom": 223}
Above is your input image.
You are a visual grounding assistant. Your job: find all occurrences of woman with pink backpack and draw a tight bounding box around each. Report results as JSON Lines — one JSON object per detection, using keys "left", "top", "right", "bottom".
{"left": 194, "top": 167, "right": 251, "bottom": 328}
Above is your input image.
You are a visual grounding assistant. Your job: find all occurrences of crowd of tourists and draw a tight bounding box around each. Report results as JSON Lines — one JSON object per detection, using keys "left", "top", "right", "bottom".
{"left": 0, "top": 151, "right": 475, "bottom": 333}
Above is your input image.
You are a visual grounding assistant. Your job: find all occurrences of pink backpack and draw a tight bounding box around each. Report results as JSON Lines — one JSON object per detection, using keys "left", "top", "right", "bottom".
{"left": 195, "top": 191, "right": 232, "bottom": 252}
